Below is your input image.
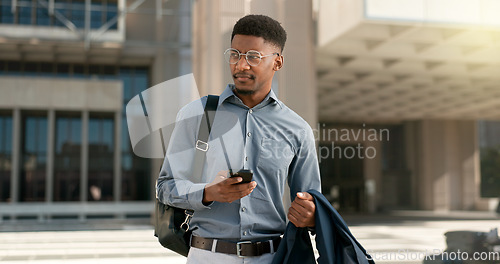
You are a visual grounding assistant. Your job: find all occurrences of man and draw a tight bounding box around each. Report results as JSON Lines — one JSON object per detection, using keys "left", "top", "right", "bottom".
{"left": 157, "top": 14, "right": 321, "bottom": 263}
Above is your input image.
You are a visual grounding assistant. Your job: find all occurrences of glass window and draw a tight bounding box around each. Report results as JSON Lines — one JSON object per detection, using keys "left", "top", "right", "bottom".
{"left": 70, "top": 2, "right": 85, "bottom": 28}
{"left": 72, "top": 64, "right": 85, "bottom": 78}
{"left": 90, "top": 10, "right": 102, "bottom": 29}
{"left": 0, "top": 0, "right": 15, "bottom": 24}
{"left": 18, "top": 5, "right": 32, "bottom": 25}
{"left": 56, "top": 63, "right": 71, "bottom": 78}
{"left": 380, "top": 124, "right": 412, "bottom": 208}
{"left": 36, "top": 5, "right": 51, "bottom": 26}
{"left": 1, "top": 0, "right": 119, "bottom": 28}
{"left": 120, "top": 67, "right": 151, "bottom": 201}
{"left": 20, "top": 113, "right": 48, "bottom": 202}
{"left": 24, "top": 62, "right": 38, "bottom": 76}
{"left": 0, "top": 61, "right": 5, "bottom": 75}
{"left": 7, "top": 61, "right": 21, "bottom": 74}
{"left": 120, "top": 120, "right": 130, "bottom": 153}
{"left": 133, "top": 70, "right": 148, "bottom": 96}
{"left": 40, "top": 62, "right": 54, "bottom": 75}
{"left": 381, "top": 125, "right": 406, "bottom": 170}
{"left": 89, "top": 64, "right": 101, "bottom": 76}
{"left": 106, "top": 1, "right": 117, "bottom": 30}
{"left": 54, "top": 113, "right": 81, "bottom": 201}
{"left": 88, "top": 113, "right": 114, "bottom": 201}
{"left": 478, "top": 121, "right": 500, "bottom": 198}
{"left": 0, "top": 113, "right": 12, "bottom": 202}
{"left": 102, "top": 65, "right": 117, "bottom": 76}
{"left": 120, "top": 73, "right": 132, "bottom": 102}
{"left": 54, "top": 7, "right": 67, "bottom": 27}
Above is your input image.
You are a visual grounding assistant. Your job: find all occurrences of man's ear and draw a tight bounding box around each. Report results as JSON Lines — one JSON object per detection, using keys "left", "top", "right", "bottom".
{"left": 273, "top": 55, "right": 284, "bottom": 71}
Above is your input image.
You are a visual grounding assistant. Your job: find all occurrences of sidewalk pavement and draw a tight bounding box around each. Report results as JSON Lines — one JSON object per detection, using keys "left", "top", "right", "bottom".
{"left": 0, "top": 211, "right": 498, "bottom": 264}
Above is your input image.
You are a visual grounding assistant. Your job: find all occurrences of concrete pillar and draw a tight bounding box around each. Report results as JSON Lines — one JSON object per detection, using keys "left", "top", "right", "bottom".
{"left": 460, "top": 121, "right": 479, "bottom": 210}
{"left": 275, "top": 0, "right": 317, "bottom": 127}
{"left": 80, "top": 111, "right": 88, "bottom": 221}
{"left": 113, "top": 110, "right": 122, "bottom": 203}
{"left": 444, "top": 121, "right": 461, "bottom": 210}
{"left": 192, "top": 0, "right": 225, "bottom": 96}
{"left": 46, "top": 109, "right": 55, "bottom": 204}
{"left": 364, "top": 140, "right": 381, "bottom": 213}
{"left": 416, "top": 120, "right": 481, "bottom": 211}
{"left": 418, "top": 120, "right": 442, "bottom": 210}
{"left": 114, "top": 110, "right": 123, "bottom": 219}
{"left": 10, "top": 109, "right": 20, "bottom": 206}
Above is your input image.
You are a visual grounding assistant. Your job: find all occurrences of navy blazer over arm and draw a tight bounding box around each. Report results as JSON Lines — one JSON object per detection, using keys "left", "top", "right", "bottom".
{"left": 272, "top": 190, "right": 375, "bottom": 264}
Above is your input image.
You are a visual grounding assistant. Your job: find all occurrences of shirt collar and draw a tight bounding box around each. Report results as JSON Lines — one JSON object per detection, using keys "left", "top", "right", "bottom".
{"left": 219, "top": 84, "right": 283, "bottom": 109}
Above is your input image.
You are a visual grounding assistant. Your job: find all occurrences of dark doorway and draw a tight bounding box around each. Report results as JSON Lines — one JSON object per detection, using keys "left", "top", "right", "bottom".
{"left": 319, "top": 144, "right": 365, "bottom": 213}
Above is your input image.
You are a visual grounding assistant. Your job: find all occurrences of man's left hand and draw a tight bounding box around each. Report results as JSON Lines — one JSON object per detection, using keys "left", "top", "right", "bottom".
{"left": 288, "top": 192, "right": 315, "bottom": 228}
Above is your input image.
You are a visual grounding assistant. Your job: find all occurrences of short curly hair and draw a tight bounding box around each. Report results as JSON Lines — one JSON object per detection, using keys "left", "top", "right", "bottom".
{"left": 231, "top": 14, "right": 287, "bottom": 52}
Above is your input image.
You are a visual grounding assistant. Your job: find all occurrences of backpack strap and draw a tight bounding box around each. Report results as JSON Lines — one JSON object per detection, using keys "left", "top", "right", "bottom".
{"left": 188, "top": 95, "right": 219, "bottom": 215}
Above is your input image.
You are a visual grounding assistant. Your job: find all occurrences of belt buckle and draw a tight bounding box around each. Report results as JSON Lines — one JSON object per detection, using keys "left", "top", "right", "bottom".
{"left": 195, "top": 140, "right": 209, "bottom": 152}
{"left": 236, "top": 241, "right": 252, "bottom": 258}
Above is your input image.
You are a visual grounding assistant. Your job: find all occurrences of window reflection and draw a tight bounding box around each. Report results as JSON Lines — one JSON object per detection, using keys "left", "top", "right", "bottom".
{"left": 88, "top": 113, "right": 114, "bottom": 201}
{"left": 36, "top": 5, "right": 51, "bottom": 26}
{"left": 0, "top": 113, "right": 12, "bottom": 202}
{"left": 0, "top": 2, "right": 14, "bottom": 24}
{"left": 120, "top": 68, "right": 150, "bottom": 201}
{"left": 54, "top": 113, "right": 81, "bottom": 201}
{"left": 18, "top": 6, "right": 31, "bottom": 25}
{"left": 0, "top": 0, "right": 118, "bottom": 29}
{"left": 21, "top": 113, "right": 47, "bottom": 202}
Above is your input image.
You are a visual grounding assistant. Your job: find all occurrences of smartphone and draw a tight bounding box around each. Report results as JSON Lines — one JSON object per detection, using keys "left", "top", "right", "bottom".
{"left": 230, "top": 169, "right": 253, "bottom": 184}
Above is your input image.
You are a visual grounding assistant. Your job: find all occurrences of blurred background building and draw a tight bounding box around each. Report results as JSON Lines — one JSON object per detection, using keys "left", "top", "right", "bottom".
{"left": 0, "top": 0, "right": 498, "bottom": 223}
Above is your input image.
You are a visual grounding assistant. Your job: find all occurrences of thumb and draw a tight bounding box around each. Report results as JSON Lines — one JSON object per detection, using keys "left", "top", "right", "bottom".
{"left": 296, "top": 192, "right": 312, "bottom": 200}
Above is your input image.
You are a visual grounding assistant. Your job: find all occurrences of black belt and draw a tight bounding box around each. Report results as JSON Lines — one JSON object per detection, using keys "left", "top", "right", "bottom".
{"left": 190, "top": 236, "right": 281, "bottom": 257}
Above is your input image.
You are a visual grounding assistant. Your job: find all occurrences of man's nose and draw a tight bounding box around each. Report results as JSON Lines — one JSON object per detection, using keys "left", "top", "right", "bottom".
{"left": 235, "top": 56, "right": 251, "bottom": 71}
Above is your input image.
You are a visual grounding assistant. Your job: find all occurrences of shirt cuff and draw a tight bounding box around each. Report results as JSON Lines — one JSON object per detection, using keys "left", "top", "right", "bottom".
{"left": 187, "top": 183, "right": 212, "bottom": 210}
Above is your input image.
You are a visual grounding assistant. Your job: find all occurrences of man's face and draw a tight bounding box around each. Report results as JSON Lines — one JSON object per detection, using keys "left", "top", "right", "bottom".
{"left": 229, "top": 34, "right": 282, "bottom": 96}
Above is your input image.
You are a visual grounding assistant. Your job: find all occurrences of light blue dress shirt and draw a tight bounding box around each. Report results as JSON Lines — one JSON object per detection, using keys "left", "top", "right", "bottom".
{"left": 157, "top": 84, "right": 321, "bottom": 242}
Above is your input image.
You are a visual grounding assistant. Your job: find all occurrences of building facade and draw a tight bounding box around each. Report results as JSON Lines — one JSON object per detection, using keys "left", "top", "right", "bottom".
{"left": 0, "top": 0, "right": 498, "bottom": 222}
{"left": 0, "top": 0, "right": 191, "bottom": 221}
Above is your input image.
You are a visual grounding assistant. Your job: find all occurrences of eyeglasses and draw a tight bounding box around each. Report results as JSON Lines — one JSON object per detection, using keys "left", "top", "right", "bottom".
{"left": 224, "top": 48, "right": 279, "bottom": 66}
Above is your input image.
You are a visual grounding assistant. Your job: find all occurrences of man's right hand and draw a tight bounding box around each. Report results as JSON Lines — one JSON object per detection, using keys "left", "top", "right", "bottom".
{"left": 203, "top": 170, "right": 257, "bottom": 204}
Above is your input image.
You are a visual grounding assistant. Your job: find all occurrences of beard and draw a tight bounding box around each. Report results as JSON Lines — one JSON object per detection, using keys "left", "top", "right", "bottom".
{"left": 233, "top": 86, "right": 255, "bottom": 95}
{"left": 232, "top": 73, "right": 256, "bottom": 95}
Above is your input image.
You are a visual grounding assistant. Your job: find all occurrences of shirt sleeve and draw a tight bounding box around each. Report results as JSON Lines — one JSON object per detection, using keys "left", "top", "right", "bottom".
{"left": 156, "top": 98, "right": 211, "bottom": 211}
{"left": 287, "top": 127, "right": 322, "bottom": 201}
